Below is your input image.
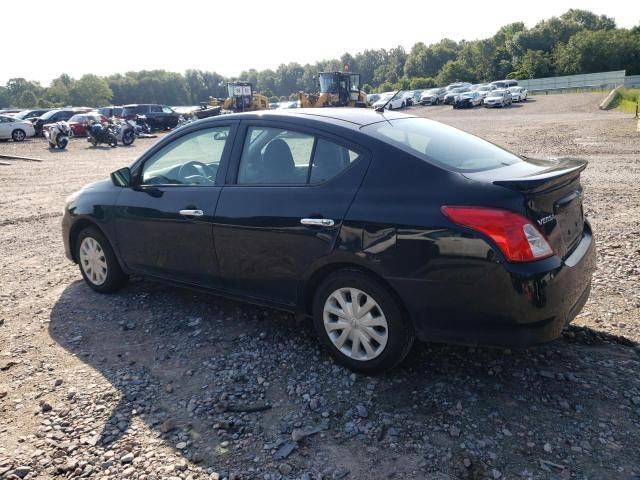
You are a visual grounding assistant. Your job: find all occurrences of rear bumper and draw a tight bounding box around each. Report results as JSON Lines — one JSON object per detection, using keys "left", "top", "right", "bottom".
{"left": 389, "top": 223, "right": 596, "bottom": 347}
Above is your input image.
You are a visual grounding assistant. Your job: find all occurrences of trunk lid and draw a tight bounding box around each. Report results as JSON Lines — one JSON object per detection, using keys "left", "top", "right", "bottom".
{"left": 463, "top": 157, "right": 587, "bottom": 259}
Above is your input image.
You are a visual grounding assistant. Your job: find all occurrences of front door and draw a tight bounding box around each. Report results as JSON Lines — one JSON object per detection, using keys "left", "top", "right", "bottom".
{"left": 114, "top": 124, "right": 235, "bottom": 287}
{"left": 214, "top": 122, "right": 370, "bottom": 304}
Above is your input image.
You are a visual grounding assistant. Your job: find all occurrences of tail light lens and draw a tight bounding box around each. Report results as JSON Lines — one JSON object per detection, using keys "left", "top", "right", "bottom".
{"left": 441, "top": 206, "right": 553, "bottom": 262}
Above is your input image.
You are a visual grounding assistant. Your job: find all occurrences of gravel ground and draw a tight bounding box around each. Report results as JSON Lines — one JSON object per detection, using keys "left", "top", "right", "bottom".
{"left": 1, "top": 93, "right": 639, "bottom": 480}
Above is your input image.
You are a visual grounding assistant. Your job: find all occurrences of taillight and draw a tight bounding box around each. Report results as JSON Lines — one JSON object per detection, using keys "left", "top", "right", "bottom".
{"left": 441, "top": 206, "right": 553, "bottom": 262}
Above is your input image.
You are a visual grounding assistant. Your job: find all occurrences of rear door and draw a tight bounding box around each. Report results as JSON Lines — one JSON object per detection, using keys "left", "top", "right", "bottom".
{"left": 213, "top": 120, "right": 370, "bottom": 304}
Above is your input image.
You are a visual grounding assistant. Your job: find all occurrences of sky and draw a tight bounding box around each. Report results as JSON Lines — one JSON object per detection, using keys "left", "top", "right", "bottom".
{"left": 1, "top": 0, "right": 639, "bottom": 86}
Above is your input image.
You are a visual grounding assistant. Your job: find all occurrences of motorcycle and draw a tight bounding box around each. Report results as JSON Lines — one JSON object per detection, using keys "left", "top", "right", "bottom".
{"left": 110, "top": 118, "right": 136, "bottom": 146}
{"left": 134, "top": 114, "right": 152, "bottom": 135}
{"left": 44, "top": 121, "right": 71, "bottom": 149}
{"left": 87, "top": 121, "right": 117, "bottom": 148}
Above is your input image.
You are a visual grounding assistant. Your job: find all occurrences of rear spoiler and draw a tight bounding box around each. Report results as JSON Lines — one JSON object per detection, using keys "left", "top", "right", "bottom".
{"left": 493, "top": 158, "right": 587, "bottom": 194}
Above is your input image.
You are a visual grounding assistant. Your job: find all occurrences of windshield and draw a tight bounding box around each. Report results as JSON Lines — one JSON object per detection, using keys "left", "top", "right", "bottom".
{"left": 450, "top": 88, "right": 466, "bottom": 93}
{"left": 362, "top": 118, "right": 522, "bottom": 172}
{"left": 478, "top": 86, "right": 491, "bottom": 91}
{"left": 14, "top": 110, "right": 35, "bottom": 120}
{"left": 41, "top": 110, "right": 60, "bottom": 120}
{"left": 318, "top": 74, "right": 339, "bottom": 93}
{"left": 491, "top": 90, "right": 506, "bottom": 95}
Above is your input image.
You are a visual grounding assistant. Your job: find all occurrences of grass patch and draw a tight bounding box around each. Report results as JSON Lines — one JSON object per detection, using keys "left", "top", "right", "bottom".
{"left": 610, "top": 88, "right": 640, "bottom": 113}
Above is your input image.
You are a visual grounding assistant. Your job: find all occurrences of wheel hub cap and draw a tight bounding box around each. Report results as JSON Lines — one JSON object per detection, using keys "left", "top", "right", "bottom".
{"left": 323, "top": 288, "right": 388, "bottom": 361}
{"left": 79, "top": 237, "right": 108, "bottom": 285}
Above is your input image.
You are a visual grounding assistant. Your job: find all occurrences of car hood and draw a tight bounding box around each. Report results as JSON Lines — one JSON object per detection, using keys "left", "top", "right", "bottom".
{"left": 80, "top": 179, "right": 114, "bottom": 193}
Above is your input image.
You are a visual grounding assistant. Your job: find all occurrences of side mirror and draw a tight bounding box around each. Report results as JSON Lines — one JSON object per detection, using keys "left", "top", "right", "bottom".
{"left": 110, "top": 167, "right": 132, "bottom": 187}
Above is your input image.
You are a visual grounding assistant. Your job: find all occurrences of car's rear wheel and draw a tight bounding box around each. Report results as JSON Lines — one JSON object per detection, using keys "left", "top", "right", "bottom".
{"left": 313, "top": 270, "right": 414, "bottom": 373}
{"left": 12, "top": 129, "right": 26, "bottom": 142}
{"left": 76, "top": 226, "right": 128, "bottom": 293}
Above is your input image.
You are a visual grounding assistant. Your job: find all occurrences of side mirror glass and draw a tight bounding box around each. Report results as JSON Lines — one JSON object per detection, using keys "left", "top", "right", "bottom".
{"left": 111, "top": 167, "right": 132, "bottom": 187}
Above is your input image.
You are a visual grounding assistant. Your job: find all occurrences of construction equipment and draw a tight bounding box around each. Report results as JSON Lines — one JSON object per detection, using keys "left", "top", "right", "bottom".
{"left": 298, "top": 72, "right": 367, "bottom": 108}
{"left": 209, "top": 82, "right": 269, "bottom": 113}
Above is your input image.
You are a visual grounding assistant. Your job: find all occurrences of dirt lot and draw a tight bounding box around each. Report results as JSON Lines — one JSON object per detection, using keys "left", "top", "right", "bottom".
{"left": 1, "top": 93, "right": 639, "bottom": 480}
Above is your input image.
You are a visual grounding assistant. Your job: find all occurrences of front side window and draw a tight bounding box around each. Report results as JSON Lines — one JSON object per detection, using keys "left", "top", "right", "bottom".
{"left": 150, "top": 105, "right": 162, "bottom": 113}
{"left": 363, "top": 118, "right": 522, "bottom": 172}
{"left": 141, "top": 127, "right": 230, "bottom": 185}
{"left": 162, "top": 107, "right": 173, "bottom": 114}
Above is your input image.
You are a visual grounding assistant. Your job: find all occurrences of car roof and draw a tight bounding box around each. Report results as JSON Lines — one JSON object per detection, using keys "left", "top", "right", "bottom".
{"left": 197, "top": 108, "right": 415, "bottom": 130}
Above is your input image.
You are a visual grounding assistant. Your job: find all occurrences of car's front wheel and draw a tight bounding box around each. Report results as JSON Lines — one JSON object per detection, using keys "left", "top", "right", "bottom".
{"left": 76, "top": 226, "right": 128, "bottom": 293}
{"left": 313, "top": 270, "right": 414, "bottom": 373}
{"left": 12, "top": 129, "right": 26, "bottom": 142}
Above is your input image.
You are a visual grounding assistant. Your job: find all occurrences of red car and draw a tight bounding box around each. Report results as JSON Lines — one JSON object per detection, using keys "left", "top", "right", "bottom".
{"left": 67, "top": 112, "right": 108, "bottom": 136}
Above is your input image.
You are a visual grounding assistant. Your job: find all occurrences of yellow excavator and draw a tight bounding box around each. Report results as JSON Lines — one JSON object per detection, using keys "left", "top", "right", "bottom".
{"left": 299, "top": 72, "right": 367, "bottom": 108}
{"left": 208, "top": 81, "right": 269, "bottom": 113}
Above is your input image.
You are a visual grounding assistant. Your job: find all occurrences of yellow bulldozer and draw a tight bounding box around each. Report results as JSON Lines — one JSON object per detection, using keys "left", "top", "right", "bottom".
{"left": 209, "top": 81, "right": 269, "bottom": 113}
{"left": 299, "top": 72, "right": 368, "bottom": 108}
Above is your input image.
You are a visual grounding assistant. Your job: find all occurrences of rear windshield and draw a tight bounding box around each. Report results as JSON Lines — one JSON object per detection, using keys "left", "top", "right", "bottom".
{"left": 362, "top": 118, "right": 522, "bottom": 172}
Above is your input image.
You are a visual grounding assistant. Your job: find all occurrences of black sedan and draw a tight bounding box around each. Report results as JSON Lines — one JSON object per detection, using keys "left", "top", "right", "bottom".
{"left": 61, "top": 109, "right": 596, "bottom": 372}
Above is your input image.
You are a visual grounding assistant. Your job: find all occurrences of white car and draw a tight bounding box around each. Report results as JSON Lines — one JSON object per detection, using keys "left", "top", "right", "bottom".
{"left": 475, "top": 84, "right": 496, "bottom": 100}
{"left": 372, "top": 92, "right": 406, "bottom": 110}
{"left": 508, "top": 86, "right": 528, "bottom": 102}
{"left": 483, "top": 89, "right": 513, "bottom": 108}
{"left": 0, "top": 115, "right": 36, "bottom": 142}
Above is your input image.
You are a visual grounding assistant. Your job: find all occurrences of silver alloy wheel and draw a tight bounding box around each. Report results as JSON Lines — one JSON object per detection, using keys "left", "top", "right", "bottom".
{"left": 13, "top": 130, "right": 25, "bottom": 141}
{"left": 79, "top": 237, "right": 108, "bottom": 286}
{"left": 323, "top": 288, "right": 388, "bottom": 361}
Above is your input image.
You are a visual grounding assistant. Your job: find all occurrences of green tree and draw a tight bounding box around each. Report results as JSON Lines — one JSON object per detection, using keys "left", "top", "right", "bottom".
{"left": 68, "top": 74, "right": 113, "bottom": 106}
{"left": 19, "top": 90, "right": 38, "bottom": 107}
{"left": 409, "top": 77, "right": 436, "bottom": 89}
{"left": 0, "top": 86, "right": 9, "bottom": 107}
{"left": 436, "top": 60, "right": 476, "bottom": 85}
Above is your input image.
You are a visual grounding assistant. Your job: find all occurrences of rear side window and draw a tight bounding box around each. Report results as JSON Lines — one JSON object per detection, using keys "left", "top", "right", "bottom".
{"left": 363, "top": 118, "right": 521, "bottom": 172}
{"left": 237, "top": 126, "right": 360, "bottom": 185}
{"left": 150, "top": 105, "right": 162, "bottom": 113}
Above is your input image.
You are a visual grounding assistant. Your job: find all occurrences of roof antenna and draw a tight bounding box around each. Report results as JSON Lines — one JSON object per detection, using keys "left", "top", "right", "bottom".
{"left": 375, "top": 89, "right": 403, "bottom": 113}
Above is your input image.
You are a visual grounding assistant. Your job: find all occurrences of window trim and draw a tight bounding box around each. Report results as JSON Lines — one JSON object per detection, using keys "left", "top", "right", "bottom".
{"left": 229, "top": 119, "right": 367, "bottom": 188}
{"left": 132, "top": 123, "right": 237, "bottom": 188}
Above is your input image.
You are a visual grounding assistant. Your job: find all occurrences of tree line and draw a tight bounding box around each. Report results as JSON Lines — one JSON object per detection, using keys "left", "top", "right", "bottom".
{"left": 1, "top": 9, "right": 639, "bottom": 108}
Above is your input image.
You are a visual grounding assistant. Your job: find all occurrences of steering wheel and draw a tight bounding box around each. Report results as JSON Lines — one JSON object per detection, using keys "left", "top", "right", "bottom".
{"left": 178, "top": 161, "right": 213, "bottom": 184}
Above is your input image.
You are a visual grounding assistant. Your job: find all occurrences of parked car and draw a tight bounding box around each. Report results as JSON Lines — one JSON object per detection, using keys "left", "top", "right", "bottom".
{"left": 367, "top": 94, "right": 381, "bottom": 105}
{"left": 402, "top": 91, "right": 415, "bottom": 106}
{"left": 508, "top": 86, "right": 528, "bottom": 102}
{"left": 68, "top": 112, "right": 109, "bottom": 136}
{"left": 443, "top": 87, "right": 469, "bottom": 105}
{"left": 34, "top": 109, "right": 88, "bottom": 136}
{"left": 0, "top": 115, "right": 36, "bottom": 141}
{"left": 372, "top": 92, "right": 405, "bottom": 110}
{"left": 491, "top": 80, "right": 518, "bottom": 89}
{"left": 411, "top": 90, "right": 424, "bottom": 105}
{"left": 0, "top": 109, "right": 23, "bottom": 116}
{"left": 13, "top": 109, "right": 51, "bottom": 121}
{"left": 97, "top": 106, "right": 123, "bottom": 119}
{"left": 122, "top": 104, "right": 180, "bottom": 130}
{"left": 483, "top": 89, "right": 513, "bottom": 108}
{"left": 61, "top": 109, "right": 595, "bottom": 372}
{"left": 446, "top": 82, "right": 472, "bottom": 91}
{"left": 453, "top": 91, "right": 482, "bottom": 108}
{"left": 475, "top": 84, "right": 496, "bottom": 100}
{"left": 420, "top": 88, "right": 446, "bottom": 105}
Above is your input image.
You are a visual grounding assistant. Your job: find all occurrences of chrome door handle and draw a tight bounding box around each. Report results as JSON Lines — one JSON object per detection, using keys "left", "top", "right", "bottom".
{"left": 300, "top": 218, "right": 334, "bottom": 227}
{"left": 179, "top": 209, "right": 204, "bottom": 217}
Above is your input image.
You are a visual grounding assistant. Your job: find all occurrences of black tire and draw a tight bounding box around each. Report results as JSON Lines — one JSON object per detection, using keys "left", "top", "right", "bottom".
{"left": 312, "top": 270, "right": 414, "bottom": 373}
{"left": 12, "top": 129, "right": 26, "bottom": 142}
{"left": 75, "top": 226, "right": 128, "bottom": 293}
{"left": 56, "top": 136, "right": 68, "bottom": 149}
{"left": 90, "top": 137, "right": 98, "bottom": 147}
{"left": 122, "top": 130, "right": 135, "bottom": 146}
{"left": 107, "top": 134, "right": 118, "bottom": 148}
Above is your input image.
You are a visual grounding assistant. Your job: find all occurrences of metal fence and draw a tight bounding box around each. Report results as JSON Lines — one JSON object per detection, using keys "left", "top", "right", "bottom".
{"left": 625, "top": 75, "right": 640, "bottom": 88}
{"left": 518, "top": 70, "right": 626, "bottom": 94}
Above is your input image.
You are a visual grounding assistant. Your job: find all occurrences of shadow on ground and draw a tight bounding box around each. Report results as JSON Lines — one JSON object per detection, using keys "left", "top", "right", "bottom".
{"left": 49, "top": 278, "right": 640, "bottom": 478}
